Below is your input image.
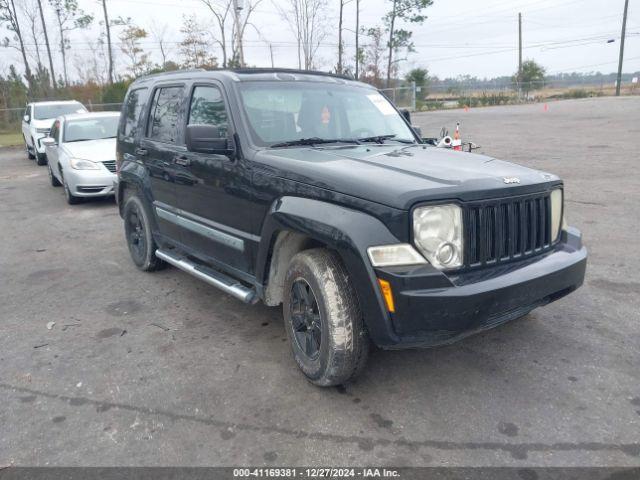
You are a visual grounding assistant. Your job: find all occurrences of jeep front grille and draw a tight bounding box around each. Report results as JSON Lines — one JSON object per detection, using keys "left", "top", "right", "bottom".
{"left": 463, "top": 192, "right": 554, "bottom": 268}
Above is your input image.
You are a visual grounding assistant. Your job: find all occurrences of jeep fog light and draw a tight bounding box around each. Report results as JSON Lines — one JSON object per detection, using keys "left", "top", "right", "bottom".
{"left": 550, "top": 189, "right": 563, "bottom": 241}
{"left": 367, "top": 244, "right": 427, "bottom": 267}
{"left": 413, "top": 204, "right": 463, "bottom": 269}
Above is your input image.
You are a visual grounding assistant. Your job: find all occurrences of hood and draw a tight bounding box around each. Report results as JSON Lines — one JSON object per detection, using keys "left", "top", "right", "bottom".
{"left": 32, "top": 119, "right": 56, "bottom": 129}
{"left": 255, "top": 144, "right": 561, "bottom": 210}
{"left": 62, "top": 138, "right": 116, "bottom": 162}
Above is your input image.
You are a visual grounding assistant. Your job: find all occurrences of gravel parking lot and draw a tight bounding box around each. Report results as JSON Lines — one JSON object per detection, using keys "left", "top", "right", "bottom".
{"left": 1, "top": 96, "right": 639, "bottom": 467}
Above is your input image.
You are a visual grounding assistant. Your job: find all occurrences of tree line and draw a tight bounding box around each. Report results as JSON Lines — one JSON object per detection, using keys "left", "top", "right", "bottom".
{"left": 0, "top": 0, "right": 434, "bottom": 102}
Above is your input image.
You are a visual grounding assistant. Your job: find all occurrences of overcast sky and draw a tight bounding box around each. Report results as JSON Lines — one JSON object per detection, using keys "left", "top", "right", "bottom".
{"left": 2, "top": 0, "right": 639, "bottom": 81}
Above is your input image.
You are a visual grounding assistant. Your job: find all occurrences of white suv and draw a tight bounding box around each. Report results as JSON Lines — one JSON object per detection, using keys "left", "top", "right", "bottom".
{"left": 22, "top": 101, "right": 88, "bottom": 165}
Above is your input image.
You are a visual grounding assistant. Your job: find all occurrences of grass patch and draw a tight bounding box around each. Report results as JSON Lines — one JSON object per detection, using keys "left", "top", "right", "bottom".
{"left": 0, "top": 132, "right": 22, "bottom": 147}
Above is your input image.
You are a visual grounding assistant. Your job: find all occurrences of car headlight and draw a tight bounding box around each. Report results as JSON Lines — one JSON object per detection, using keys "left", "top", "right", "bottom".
{"left": 413, "top": 204, "right": 463, "bottom": 269}
{"left": 367, "top": 244, "right": 427, "bottom": 267}
{"left": 70, "top": 158, "right": 100, "bottom": 170}
{"left": 36, "top": 128, "right": 50, "bottom": 133}
{"left": 550, "top": 188, "right": 563, "bottom": 241}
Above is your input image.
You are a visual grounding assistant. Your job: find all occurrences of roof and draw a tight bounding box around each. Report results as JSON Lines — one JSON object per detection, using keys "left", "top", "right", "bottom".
{"left": 61, "top": 111, "right": 120, "bottom": 121}
{"left": 29, "top": 100, "right": 84, "bottom": 106}
{"left": 131, "top": 68, "right": 372, "bottom": 89}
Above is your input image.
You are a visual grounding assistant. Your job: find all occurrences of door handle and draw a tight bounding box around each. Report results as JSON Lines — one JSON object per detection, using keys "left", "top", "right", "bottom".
{"left": 173, "top": 155, "right": 191, "bottom": 166}
{"left": 135, "top": 147, "right": 148, "bottom": 156}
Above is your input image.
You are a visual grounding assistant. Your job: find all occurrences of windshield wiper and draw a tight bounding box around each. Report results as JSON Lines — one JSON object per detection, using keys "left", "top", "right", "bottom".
{"left": 270, "top": 137, "right": 361, "bottom": 148}
{"left": 357, "top": 134, "right": 414, "bottom": 144}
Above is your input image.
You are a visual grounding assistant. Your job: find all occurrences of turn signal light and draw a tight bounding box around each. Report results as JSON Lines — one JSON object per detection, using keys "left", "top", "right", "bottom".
{"left": 377, "top": 278, "right": 395, "bottom": 313}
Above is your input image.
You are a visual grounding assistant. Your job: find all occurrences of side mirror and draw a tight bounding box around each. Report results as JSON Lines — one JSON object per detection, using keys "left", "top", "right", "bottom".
{"left": 42, "top": 137, "right": 56, "bottom": 147}
{"left": 400, "top": 108, "right": 411, "bottom": 123}
{"left": 23, "top": 115, "right": 30, "bottom": 123}
{"left": 186, "top": 124, "right": 233, "bottom": 156}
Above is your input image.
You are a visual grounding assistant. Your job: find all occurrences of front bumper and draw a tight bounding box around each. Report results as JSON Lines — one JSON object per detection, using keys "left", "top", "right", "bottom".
{"left": 65, "top": 168, "right": 117, "bottom": 197}
{"left": 373, "top": 227, "right": 587, "bottom": 349}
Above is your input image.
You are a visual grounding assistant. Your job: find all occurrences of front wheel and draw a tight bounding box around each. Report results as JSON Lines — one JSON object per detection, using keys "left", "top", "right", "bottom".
{"left": 48, "top": 164, "right": 61, "bottom": 186}
{"left": 25, "top": 137, "right": 35, "bottom": 159}
{"left": 122, "top": 193, "right": 165, "bottom": 272}
{"left": 283, "top": 248, "right": 369, "bottom": 387}
{"left": 62, "top": 175, "right": 80, "bottom": 205}
{"left": 35, "top": 150, "right": 47, "bottom": 166}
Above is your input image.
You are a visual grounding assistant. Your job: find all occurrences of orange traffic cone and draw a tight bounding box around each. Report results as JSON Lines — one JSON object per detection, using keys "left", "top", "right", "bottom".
{"left": 453, "top": 122, "right": 462, "bottom": 151}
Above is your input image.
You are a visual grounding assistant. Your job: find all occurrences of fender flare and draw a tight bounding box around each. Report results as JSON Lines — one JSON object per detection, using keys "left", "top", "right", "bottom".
{"left": 257, "top": 196, "right": 402, "bottom": 345}
{"left": 116, "top": 163, "right": 150, "bottom": 216}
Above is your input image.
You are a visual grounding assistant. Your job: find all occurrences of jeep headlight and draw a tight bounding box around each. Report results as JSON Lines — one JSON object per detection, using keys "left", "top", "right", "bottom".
{"left": 413, "top": 204, "right": 463, "bottom": 269}
{"left": 70, "top": 158, "right": 100, "bottom": 170}
{"left": 550, "top": 188, "right": 563, "bottom": 241}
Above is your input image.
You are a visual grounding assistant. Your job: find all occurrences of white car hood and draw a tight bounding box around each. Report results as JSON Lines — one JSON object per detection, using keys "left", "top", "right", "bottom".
{"left": 63, "top": 138, "right": 116, "bottom": 162}
{"left": 32, "top": 119, "right": 56, "bottom": 129}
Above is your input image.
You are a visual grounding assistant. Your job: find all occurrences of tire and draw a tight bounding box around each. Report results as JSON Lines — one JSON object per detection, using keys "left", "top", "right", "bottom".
{"left": 283, "top": 248, "right": 369, "bottom": 387}
{"left": 62, "top": 175, "right": 81, "bottom": 205}
{"left": 36, "top": 151, "right": 47, "bottom": 166}
{"left": 122, "top": 193, "right": 165, "bottom": 272}
{"left": 48, "top": 164, "right": 61, "bottom": 187}
{"left": 25, "top": 137, "right": 35, "bottom": 159}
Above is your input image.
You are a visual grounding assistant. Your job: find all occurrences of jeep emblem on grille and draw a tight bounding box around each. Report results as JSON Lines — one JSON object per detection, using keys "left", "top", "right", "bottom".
{"left": 503, "top": 177, "right": 521, "bottom": 184}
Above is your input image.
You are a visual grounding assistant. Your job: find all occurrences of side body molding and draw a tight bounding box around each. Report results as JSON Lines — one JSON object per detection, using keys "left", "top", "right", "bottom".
{"left": 256, "top": 196, "right": 403, "bottom": 345}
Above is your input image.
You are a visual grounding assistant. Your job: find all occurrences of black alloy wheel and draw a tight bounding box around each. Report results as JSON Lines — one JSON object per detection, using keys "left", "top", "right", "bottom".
{"left": 289, "top": 279, "right": 322, "bottom": 360}
{"left": 122, "top": 194, "right": 165, "bottom": 271}
{"left": 126, "top": 202, "right": 147, "bottom": 266}
{"left": 283, "top": 248, "right": 370, "bottom": 386}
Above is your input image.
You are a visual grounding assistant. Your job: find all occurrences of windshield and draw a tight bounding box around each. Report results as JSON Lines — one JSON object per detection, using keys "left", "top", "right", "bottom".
{"left": 63, "top": 116, "right": 119, "bottom": 143}
{"left": 236, "top": 81, "right": 416, "bottom": 147}
{"left": 34, "top": 103, "right": 86, "bottom": 120}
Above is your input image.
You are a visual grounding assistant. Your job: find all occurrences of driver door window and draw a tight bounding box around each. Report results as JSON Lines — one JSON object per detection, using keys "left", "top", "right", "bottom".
{"left": 188, "top": 86, "right": 229, "bottom": 136}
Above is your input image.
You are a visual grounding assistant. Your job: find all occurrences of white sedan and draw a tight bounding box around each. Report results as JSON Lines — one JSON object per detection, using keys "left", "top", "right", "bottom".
{"left": 43, "top": 112, "right": 120, "bottom": 204}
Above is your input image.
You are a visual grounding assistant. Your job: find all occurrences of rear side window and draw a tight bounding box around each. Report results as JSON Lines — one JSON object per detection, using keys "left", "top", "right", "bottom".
{"left": 188, "top": 86, "right": 229, "bottom": 137}
{"left": 147, "top": 86, "right": 184, "bottom": 144}
{"left": 121, "top": 88, "right": 148, "bottom": 141}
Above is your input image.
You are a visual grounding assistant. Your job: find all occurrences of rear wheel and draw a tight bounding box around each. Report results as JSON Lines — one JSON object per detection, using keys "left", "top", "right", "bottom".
{"left": 283, "top": 248, "right": 369, "bottom": 387}
{"left": 123, "top": 193, "right": 165, "bottom": 271}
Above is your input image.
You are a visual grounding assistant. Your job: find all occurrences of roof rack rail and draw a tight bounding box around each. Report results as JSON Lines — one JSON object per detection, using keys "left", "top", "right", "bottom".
{"left": 229, "top": 67, "right": 355, "bottom": 81}
{"left": 135, "top": 68, "right": 206, "bottom": 80}
{"left": 133, "top": 67, "right": 356, "bottom": 82}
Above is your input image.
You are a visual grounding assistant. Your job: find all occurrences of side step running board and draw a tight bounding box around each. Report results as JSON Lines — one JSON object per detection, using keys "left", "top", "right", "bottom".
{"left": 155, "top": 249, "right": 257, "bottom": 304}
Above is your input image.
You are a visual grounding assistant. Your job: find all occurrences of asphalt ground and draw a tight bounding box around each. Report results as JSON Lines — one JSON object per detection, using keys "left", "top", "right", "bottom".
{"left": 0, "top": 96, "right": 639, "bottom": 467}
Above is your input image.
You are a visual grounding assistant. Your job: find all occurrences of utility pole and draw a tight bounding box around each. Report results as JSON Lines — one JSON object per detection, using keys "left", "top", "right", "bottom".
{"left": 518, "top": 12, "right": 522, "bottom": 98}
{"left": 355, "top": 0, "right": 360, "bottom": 79}
{"left": 616, "top": 0, "right": 629, "bottom": 96}
{"left": 232, "top": 0, "right": 245, "bottom": 67}
{"left": 269, "top": 43, "right": 274, "bottom": 68}
{"left": 101, "top": 0, "right": 114, "bottom": 84}
{"left": 338, "top": 0, "right": 344, "bottom": 74}
{"left": 36, "top": 0, "right": 56, "bottom": 90}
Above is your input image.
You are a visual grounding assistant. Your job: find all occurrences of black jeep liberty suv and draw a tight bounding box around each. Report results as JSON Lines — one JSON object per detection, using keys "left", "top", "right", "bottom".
{"left": 116, "top": 69, "right": 587, "bottom": 386}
